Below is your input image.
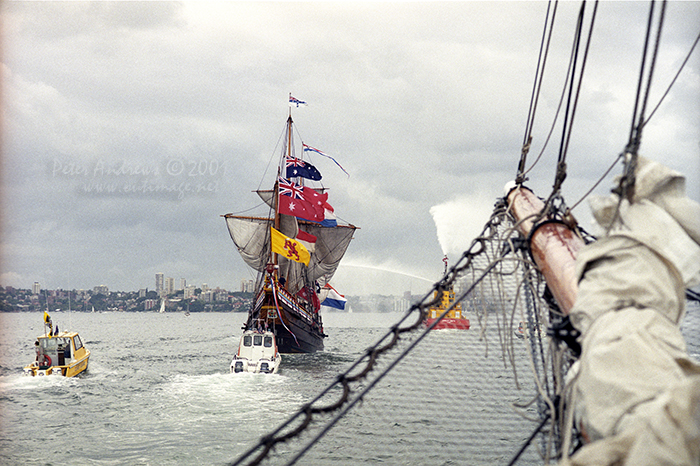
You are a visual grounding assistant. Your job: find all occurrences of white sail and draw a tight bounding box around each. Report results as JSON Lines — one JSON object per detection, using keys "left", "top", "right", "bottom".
{"left": 225, "top": 214, "right": 356, "bottom": 295}
{"left": 225, "top": 216, "right": 272, "bottom": 273}
{"left": 279, "top": 221, "right": 357, "bottom": 294}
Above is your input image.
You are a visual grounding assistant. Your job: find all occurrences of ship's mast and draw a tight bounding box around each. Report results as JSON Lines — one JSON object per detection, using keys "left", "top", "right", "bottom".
{"left": 271, "top": 114, "right": 295, "bottom": 273}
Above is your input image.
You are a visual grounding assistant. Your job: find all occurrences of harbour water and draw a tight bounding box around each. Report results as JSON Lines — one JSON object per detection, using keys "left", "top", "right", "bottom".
{"left": 1, "top": 306, "right": 698, "bottom": 465}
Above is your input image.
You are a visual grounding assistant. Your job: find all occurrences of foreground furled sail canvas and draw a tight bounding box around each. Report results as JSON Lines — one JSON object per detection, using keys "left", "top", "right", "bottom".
{"left": 224, "top": 105, "right": 357, "bottom": 353}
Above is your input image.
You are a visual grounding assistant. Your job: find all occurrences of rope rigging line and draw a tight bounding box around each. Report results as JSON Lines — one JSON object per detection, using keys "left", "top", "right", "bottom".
{"left": 644, "top": 27, "right": 700, "bottom": 125}
{"left": 523, "top": 0, "right": 598, "bottom": 231}
{"left": 519, "top": 23, "right": 576, "bottom": 184}
{"left": 257, "top": 124, "right": 288, "bottom": 192}
{"left": 228, "top": 204, "right": 542, "bottom": 466}
{"left": 558, "top": 2, "right": 695, "bottom": 217}
{"left": 519, "top": 1, "right": 598, "bottom": 224}
{"left": 614, "top": 0, "right": 667, "bottom": 228}
{"left": 549, "top": 1, "right": 597, "bottom": 197}
{"left": 556, "top": 1, "right": 598, "bottom": 178}
{"left": 517, "top": 0, "right": 558, "bottom": 184}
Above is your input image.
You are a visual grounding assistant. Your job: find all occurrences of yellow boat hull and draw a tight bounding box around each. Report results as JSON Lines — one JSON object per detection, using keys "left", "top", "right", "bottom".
{"left": 24, "top": 350, "right": 90, "bottom": 377}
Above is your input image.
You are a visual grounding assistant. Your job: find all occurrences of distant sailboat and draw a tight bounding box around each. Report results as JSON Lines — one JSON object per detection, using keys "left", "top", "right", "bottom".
{"left": 159, "top": 299, "right": 165, "bottom": 313}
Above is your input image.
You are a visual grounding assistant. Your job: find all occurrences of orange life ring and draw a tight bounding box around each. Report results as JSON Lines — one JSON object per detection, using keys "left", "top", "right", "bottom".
{"left": 41, "top": 354, "right": 52, "bottom": 366}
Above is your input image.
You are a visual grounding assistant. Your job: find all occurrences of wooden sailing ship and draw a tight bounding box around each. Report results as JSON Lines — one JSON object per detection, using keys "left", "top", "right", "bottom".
{"left": 224, "top": 100, "right": 357, "bottom": 353}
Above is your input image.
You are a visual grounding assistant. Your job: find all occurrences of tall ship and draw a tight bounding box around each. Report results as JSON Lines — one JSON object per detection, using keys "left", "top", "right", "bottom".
{"left": 224, "top": 99, "right": 357, "bottom": 353}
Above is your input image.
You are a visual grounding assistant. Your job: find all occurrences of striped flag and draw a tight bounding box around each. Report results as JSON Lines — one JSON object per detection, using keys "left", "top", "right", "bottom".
{"left": 321, "top": 284, "right": 347, "bottom": 310}
{"left": 289, "top": 95, "right": 307, "bottom": 107}
{"left": 303, "top": 143, "right": 349, "bottom": 177}
{"left": 295, "top": 230, "right": 317, "bottom": 253}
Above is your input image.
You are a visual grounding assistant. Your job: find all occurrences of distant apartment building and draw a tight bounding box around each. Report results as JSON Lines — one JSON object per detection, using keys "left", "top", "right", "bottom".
{"left": 144, "top": 299, "right": 158, "bottom": 310}
{"left": 184, "top": 285, "right": 196, "bottom": 299}
{"left": 165, "top": 277, "right": 174, "bottom": 294}
{"left": 155, "top": 273, "right": 164, "bottom": 294}
{"left": 241, "top": 280, "right": 254, "bottom": 293}
{"left": 394, "top": 296, "right": 411, "bottom": 313}
{"left": 138, "top": 288, "right": 147, "bottom": 298}
{"left": 201, "top": 289, "right": 228, "bottom": 303}
{"left": 32, "top": 282, "right": 41, "bottom": 295}
{"left": 94, "top": 285, "right": 109, "bottom": 295}
{"left": 180, "top": 278, "right": 186, "bottom": 291}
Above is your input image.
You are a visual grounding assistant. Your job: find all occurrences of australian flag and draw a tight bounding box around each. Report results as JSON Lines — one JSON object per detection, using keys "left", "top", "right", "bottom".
{"left": 285, "top": 156, "right": 322, "bottom": 181}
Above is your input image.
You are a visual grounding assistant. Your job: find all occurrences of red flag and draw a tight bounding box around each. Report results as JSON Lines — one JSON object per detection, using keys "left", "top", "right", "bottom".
{"left": 295, "top": 230, "right": 317, "bottom": 253}
{"left": 297, "top": 286, "right": 320, "bottom": 311}
{"left": 302, "top": 186, "right": 334, "bottom": 213}
{"left": 278, "top": 177, "right": 324, "bottom": 222}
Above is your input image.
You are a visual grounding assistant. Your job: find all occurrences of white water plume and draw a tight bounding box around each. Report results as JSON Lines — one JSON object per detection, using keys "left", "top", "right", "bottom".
{"left": 429, "top": 194, "right": 495, "bottom": 256}
{"left": 331, "top": 259, "right": 436, "bottom": 296}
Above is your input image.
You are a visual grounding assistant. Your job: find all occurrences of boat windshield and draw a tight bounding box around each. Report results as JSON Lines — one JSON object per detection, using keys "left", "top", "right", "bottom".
{"left": 39, "top": 338, "right": 59, "bottom": 350}
{"left": 264, "top": 336, "right": 273, "bottom": 348}
{"left": 73, "top": 335, "right": 83, "bottom": 351}
{"left": 243, "top": 335, "right": 252, "bottom": 347}
{"left": 40, "top": 337, "right": 71, "bottom": 352}
{"left": 253, "top": 335, "right": 263, "bottom": 346}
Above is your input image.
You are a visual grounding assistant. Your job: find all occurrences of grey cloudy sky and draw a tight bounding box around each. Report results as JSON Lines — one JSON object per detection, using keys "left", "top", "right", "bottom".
{"left": 1, "top": 1, "right": 699, "bottom": 296}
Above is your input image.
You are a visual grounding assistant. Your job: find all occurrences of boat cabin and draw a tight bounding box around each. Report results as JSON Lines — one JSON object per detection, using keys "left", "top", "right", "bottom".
{"left": 231, "top": 330, "right": 281, "bottom": 374}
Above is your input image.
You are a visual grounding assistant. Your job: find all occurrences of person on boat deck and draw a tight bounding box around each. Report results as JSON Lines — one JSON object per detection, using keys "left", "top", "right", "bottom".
{"left": 34, "top": 340, "right": 40, "bottom": 361}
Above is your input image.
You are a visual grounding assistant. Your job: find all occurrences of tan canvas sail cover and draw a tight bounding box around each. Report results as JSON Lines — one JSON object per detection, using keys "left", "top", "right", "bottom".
{"left": 561, "top": 156, "right": 700, "bottom": 466}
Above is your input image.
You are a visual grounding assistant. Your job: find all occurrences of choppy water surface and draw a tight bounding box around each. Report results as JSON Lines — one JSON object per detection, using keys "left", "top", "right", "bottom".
{"left": 1, "top": 307, "right": 698, "bottom": 465}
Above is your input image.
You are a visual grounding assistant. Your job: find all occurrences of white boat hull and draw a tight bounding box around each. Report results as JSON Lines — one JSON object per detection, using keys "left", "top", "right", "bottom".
{"left": 230, "top": 354, "right": 281, "bottom": 374}
{"left": 231, "top": 330, "right": 281, "bottom": 374}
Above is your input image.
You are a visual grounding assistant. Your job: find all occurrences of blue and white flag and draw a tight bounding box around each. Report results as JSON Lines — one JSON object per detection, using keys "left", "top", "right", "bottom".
{"left": 319, "top": 208, "right": 337, "bottom": 227}
{"left": 321, "top": 284, "right": 347, "bottom": 310}
{"left": 303, "top": 143, "right": 349, "bottom": 177}
{"left": 289, "top": 95, "right": 307, "bottom": 107}
{"left": 286, "top": 156, "right": 322, "bottom": 181}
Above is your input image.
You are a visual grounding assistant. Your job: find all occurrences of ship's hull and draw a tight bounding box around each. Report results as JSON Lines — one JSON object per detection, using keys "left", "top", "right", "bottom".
{"left": 246, "top": 285, "right": 325, "bottom": 353}
{"left": 423, "top": 287, "right": 470, "bottom": 330}
{"left": 424, "top": 317, "right": 470, "bottom": 330}
{"left": 24, "top": 351, "right": 90, "bottom": 377}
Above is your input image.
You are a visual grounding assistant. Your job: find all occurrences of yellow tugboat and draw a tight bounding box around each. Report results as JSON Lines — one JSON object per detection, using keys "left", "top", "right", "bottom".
{"left": 24, "top": 312, "right": 90, "bottom": 377}
{"left": 424, "top": 257, "right": 470, "bottom": 330}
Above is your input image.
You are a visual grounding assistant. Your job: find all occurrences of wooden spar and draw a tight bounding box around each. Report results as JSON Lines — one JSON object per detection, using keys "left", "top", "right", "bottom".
{"left": 507, "top": 187, "right": 585, "bottom": 315}
{"left": 272, "top": 117, "right": 294, "bottom": 271}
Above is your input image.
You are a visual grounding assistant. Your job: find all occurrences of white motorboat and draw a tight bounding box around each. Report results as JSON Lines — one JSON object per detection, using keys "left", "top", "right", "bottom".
{"left": 231, "top": 330, "right": 281, "bottom": 374}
